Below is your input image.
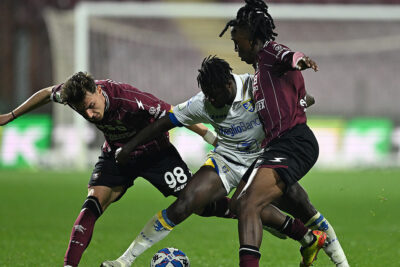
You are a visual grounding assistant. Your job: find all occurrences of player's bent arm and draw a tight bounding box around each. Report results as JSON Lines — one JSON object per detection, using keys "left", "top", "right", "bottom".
{"left": 0, "top": 86, "right": 53, "bottom": 126}
{"left": 116, "top": 115, "right": 176, "bottom": 164}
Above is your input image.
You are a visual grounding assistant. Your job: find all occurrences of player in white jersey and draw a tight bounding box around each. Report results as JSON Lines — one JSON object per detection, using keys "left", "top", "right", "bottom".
{"left": 101, "top": 56, "right": 321, "bottom": 267}
{"left": 172, "top": 72, "right": 264, "bottom": 192}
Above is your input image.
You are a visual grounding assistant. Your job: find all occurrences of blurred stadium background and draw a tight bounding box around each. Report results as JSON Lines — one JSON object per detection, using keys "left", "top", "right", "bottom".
{"left": 1, "top": 1, "right": 400, "bottom": 267}
{"left": 1, "top": 0, "right": 400, "bottom": 170}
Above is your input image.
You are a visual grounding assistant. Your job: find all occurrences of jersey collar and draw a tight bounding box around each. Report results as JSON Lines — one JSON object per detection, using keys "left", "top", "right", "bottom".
{"left": 232, "top": 73, "right": 245, "bottom": 103}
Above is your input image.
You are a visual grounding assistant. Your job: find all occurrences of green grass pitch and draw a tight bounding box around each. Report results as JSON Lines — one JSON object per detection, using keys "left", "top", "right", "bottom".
{"left": 0, "top": 168, "right": 399, "bottom": 266}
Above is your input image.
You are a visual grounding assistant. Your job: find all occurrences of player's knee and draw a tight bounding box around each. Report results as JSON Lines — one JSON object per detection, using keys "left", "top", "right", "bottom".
{"left": 81, "top": 196, "right": 103, "bottom": 218}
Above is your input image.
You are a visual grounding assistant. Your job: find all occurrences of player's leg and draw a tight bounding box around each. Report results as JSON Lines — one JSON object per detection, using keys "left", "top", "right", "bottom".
{"left": 233, "top": 167, "right": 286, "bottom": 267}
{"left": 108, "top": 165, "right": 226, "bottom": 267}
{"left": 275, "top": 183, "right": 349, "bottom": 266}
{"left": 167, "top": 165, "right": 227, "bottom": 222}
{"left": 64, "top": 149, "right": 135, "bottom": 267}
{"left": 64, "top": 185, "right": 125, "bottom": 267}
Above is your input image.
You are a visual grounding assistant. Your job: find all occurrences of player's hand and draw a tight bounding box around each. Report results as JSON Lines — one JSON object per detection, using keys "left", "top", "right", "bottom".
{"left": 0, "top": 113, "right": 14, "bottom": 126}
{"left": 115, "top": 147, "right": 130, "bottom": 165}
{"left": 296, "top": 56, "right": 319, "bottom": 72}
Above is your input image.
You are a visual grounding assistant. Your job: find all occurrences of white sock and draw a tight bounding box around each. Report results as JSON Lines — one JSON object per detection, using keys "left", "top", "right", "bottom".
{"left": 306, "top": 212, "right": 349, "bottom": 266}
{"left": 119, "top": 210, "right": 175, "bottom": 264}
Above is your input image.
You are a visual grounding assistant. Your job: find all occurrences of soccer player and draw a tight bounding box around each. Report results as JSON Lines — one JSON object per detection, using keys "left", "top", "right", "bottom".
{"left": 219, "top": 0, "right": 349, "bottom": 266}
{"left": 0, "top": 72, "right": 232, "bottom": 267}
{"left": 101, "top": 56, "right": 325, "bottom": 267}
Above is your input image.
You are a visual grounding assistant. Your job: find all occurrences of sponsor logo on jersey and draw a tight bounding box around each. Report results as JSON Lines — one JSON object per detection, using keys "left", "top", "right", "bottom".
{"left": 216, "top": 118, "right": 261, "bottom": 137}
{"left": 300, "top": 96, "right": 307, "bottom": 112}
{"left": 241, "top": 99, "right": 255, "bottom": 112}
{"left": 255, "top": 99, "right": 265, "bottom": 111}
{"left": 149, "top": 104, "right": 161, "bottom": 118}
{"left": 236, "top": 139, "right": 259, "bottom": 152}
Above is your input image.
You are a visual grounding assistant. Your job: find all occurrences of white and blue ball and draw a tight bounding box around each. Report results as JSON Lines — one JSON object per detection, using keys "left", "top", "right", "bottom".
{"left": 150, "top": 247, "right": 190, "bottom": 267}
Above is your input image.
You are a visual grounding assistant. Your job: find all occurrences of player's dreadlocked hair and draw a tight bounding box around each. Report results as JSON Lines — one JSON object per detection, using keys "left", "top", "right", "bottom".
{"left": 61, "top": 71, "right": 96, "bottom": 105}
{"left": 197, "top": 55, "right": 232, "bottom": 97}
{"left": 219, "top": 0, "right": 277, "bottom": 45}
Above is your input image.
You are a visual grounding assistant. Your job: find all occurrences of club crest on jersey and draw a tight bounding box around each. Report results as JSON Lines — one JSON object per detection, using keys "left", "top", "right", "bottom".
{"left": 273, "top": 44, "right": 283, "bottom": 52}
{"left": 241, "top": 99, "right": 255, "bottom": 112}
{"left": 221, "top": 165, "right": 231, "bottom": 174}
{"left": 177, "top": 101, "right": 187, "bottom": 110}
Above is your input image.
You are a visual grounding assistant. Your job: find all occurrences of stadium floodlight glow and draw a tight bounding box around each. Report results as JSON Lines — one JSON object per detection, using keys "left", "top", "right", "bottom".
{"left": 74, "top": 2, "right": 400, "bottom": 72}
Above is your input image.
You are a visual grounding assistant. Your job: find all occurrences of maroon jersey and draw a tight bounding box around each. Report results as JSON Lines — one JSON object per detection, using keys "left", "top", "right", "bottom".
{"left": 51, "top": 79, "right": 172, "bottom": 159}
{"left": 253, "top": 41, "right": 308, "bottom": 146}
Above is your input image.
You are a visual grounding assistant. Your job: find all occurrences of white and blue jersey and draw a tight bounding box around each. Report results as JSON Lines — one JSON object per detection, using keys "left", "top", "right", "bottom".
{"left": 169, "top": 74, "right": 266, "bottom": 193}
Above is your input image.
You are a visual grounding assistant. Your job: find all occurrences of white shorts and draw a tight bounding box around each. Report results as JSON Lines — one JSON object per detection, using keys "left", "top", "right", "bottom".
{"left": 203, "top": 151, "right": 254, "bottom": 194}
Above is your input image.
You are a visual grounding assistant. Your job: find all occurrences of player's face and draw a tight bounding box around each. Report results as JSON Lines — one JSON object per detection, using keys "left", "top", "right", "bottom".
{"left": 74, "top": 86, "right": 105, "bottom": 122}
{"left": 230, "top": 26, "right": 257, "bottom": 65}
{"left": 205, "top": 81, "right": 235, "bottom": 109}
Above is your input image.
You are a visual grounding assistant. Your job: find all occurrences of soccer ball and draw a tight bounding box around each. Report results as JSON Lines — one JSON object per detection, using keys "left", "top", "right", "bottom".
{"left": 150, "top": 247, "right": 190, "bottom": 267}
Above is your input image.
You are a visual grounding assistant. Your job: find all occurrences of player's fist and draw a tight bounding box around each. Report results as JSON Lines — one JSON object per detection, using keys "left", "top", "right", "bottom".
{"left": 0, "top": 113, "right": 14, "bottom": 126}
{"left": 115, "top": 147, "right": 129, "bottom": 165}
{"left": 296, "top": 56, "right": 318, "bottom": 72}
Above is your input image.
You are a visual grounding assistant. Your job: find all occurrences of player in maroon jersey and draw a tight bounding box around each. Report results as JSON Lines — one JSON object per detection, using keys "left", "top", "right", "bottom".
{"left": 220, "top": 1, "right": 349, "bottom": 267}
{"left": 0, "top": 71, "right": 233, "bottom": 267}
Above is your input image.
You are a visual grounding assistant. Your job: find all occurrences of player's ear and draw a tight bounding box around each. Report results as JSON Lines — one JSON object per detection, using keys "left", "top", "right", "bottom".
{"left": 96, "top": 85, "right": 102, "bottom": 94}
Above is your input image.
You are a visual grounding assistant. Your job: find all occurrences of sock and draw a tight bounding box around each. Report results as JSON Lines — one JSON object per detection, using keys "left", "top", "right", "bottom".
{"left": 239, "top": 245, "right": 261, "bottom": 267}
{"left": 306, "top": 212, "right": 349, "bottom": 265}
{"left": 280, "top": 216, "right": 309, "bottom": 242}
{"left": 119, "top": 210, "right": 175, "bottom": 264}
{"left": 63, "top": 208, "right": 99, "bottom": 266}
{"left": 200, "top": 197, "right": 236, "bottom": 218}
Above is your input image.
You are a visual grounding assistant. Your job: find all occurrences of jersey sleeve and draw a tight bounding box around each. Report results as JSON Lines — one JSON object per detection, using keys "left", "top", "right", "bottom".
{"left": 50, "top": 84, "right": 64, "bottom": 104}
{"left": 263, "top": 42, "right": 305, "bottom": 72}
{"left": 170, "top": 92, "right": 207, "bottom": 127}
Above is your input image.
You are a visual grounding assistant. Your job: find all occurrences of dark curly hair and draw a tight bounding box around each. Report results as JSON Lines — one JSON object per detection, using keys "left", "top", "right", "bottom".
{"left": 220, "top": 0, "right": 277, "bottom": 46}
{"left": 61, "top": 71, "right": 96, "bottom": 105}
{"left": 197, "top": 56, "right": 233, "bottom": 97}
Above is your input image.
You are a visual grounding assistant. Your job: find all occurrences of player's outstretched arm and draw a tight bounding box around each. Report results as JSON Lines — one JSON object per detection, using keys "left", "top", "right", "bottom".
{"left": 186, "top": 123, "right": 218, "bottom": 147}
{"left": 0, "top": 86, "right": 53, "bottom": 126}
{"left": 116, "top": 115, "right": 176, "bottom": 164}
{"left": 295, "top": 55, "right": 319, "bottom": 72}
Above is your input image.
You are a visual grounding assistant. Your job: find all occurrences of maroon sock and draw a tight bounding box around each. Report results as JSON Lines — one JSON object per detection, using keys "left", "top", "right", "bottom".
{"left": 240, "top": 254, "right": 260, "bottom": 267}
{"left": 281, "top": 216, "right": 308, "bottom": 241}
{"left": 63, "top": 208, "right": 98, "bottom": 266}
{"left": 239, "top": 245, "right": 261, "bottom": 267}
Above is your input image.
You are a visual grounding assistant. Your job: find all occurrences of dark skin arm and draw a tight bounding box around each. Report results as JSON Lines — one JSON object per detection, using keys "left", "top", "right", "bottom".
{"left": 305, "top": 92, "right": 315, "bottom": 107}
{"left": 115, "top": 115, "right": 175, "bottom": 164}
